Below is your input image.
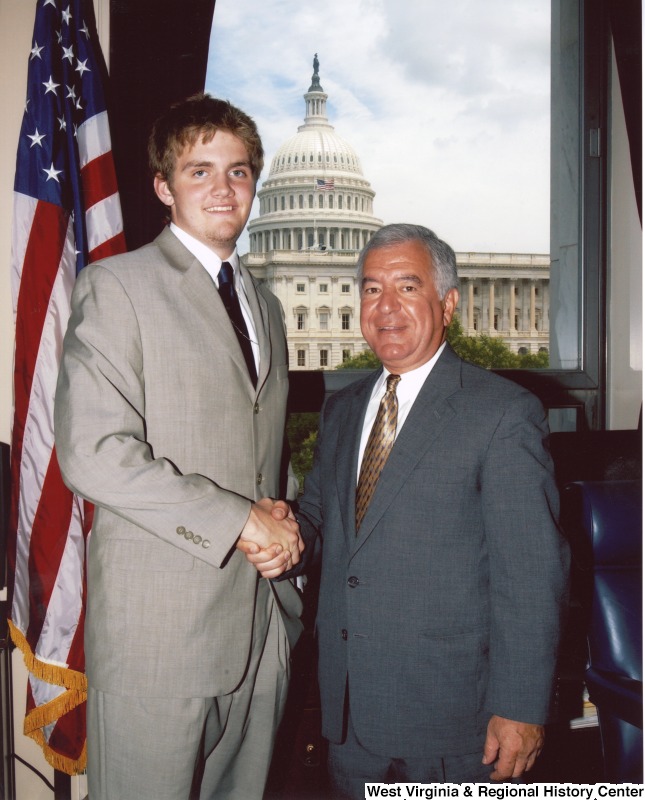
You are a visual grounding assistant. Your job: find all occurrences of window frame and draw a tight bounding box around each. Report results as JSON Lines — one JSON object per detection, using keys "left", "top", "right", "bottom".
{"left": 499, "top": 0, "right": 608, "bottom": 430}
{"left": 287, "top": 0, "right": 611, "bottom": 432}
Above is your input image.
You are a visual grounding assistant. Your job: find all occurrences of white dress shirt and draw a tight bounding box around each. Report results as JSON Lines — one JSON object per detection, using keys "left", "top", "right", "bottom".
{"left": 170, "top": 223, "right": 260, "bottom": 372}
{"left": 356, "top": 342, "right": 447, "bottom": 482}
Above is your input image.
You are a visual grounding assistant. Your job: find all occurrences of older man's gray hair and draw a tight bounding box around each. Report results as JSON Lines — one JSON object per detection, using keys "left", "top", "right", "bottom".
{"left": 356, "top": 223, "right": 459, "bottom": 300}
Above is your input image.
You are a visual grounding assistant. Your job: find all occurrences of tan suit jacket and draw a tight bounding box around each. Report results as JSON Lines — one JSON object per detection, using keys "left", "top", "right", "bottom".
{"left": 55, "top": 227, "right": 302, "bottom": 698}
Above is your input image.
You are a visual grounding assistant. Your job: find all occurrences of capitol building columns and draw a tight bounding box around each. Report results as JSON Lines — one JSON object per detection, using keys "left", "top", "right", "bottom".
{"left": 509, "top": 280, "right": 516, "bottom": 333}
{"left": 454, "top": 259, "right": 550, "bottom": 355}
{"left": 466, "top": 282, "right": 475, "bottom": 333}
{"left": 487, "top": 280, "right": 496, "bottom": 333}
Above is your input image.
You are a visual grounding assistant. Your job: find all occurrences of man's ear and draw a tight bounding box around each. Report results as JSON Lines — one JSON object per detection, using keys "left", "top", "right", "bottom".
{"left": 442, "top": 288, "right": 459, "bottom": 327}
{"left": 153, "top": 174, "right": 174, "bottom": 207}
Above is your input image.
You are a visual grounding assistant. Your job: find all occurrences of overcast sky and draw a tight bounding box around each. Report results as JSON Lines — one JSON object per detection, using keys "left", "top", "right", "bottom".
{"left": 206, "top": 0, "right": 551, "bottom": 256}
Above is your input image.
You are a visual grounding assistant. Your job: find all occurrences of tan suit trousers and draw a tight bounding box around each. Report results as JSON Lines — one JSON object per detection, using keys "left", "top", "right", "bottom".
{"left": 87, "top": 581, "right": 290, "bottom": 800}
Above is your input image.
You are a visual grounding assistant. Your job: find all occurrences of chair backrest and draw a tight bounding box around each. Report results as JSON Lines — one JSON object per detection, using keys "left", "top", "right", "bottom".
{"left": 567, "top": 480, "right": 642, "bottom": 683}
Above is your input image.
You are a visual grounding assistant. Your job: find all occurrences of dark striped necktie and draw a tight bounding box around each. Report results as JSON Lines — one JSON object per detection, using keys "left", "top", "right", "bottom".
{"left": 217, "top": 261, "right": 257, "bottom": 387}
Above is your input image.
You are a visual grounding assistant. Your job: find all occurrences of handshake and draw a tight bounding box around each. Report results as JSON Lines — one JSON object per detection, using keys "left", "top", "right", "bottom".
{"left": 236, "top": 498, "right": 304, "bottom": 579}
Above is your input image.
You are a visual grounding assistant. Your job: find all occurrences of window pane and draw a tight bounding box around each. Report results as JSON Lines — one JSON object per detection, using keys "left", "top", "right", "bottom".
{"left": 549, "top": 0, "right": 582, "bottom": 370}
{"left": 209, "top": 0, "right": 583, "bottom": 373}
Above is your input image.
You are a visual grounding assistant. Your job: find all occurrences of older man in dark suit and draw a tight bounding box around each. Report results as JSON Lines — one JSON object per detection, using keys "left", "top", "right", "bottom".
{"left": 251, "top": 223, "right": 569, "bottom": 796}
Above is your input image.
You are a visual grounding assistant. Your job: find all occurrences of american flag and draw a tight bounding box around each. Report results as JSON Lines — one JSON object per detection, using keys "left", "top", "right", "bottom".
{"left": 315, "top": 177, "right": 335, "bottom": 190}
{"left": 7, "top": 0, "right": 125, "bottom": 775}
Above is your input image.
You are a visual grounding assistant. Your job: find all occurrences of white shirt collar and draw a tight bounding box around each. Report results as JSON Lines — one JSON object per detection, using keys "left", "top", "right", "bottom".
{"left": 357, "top": 342, "right": 448, "bottom": 482}
{"left": 374, "top": 341, "right": 447, "bottom": 400}
{"left": 169, "top": 222, "right": 239, "bottom": 288}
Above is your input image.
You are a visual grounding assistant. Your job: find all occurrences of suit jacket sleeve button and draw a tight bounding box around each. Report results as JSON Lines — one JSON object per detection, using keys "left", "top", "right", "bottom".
{"left": 347, "top": 576, "right": 359, "bottom": 588}
{"left": 193, "top": 534, "right": 202, "bottom": 545}
{"left": 184, "top": 530, "right": 194, "bottom": 540}
{"left": 176, "top": 526, "right": 186, "bottom": 535}
{"left": 202, "top": 540, "right": 211, "bottom": 549}
{"left": 341, "top": 629, "right": 348, "bottom": 641}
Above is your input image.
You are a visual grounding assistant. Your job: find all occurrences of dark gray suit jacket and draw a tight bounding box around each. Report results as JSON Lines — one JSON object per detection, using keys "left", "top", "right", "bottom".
{"left": 296, "top": 344, "right": 569, "bottom": 758}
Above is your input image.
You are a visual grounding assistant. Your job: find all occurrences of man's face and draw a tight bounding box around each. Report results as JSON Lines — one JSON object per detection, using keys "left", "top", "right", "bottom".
{"left": 360, "top": 240, "right": 459, "bottom": 374}
{"left": 154, "top": 130, "right": 256, "bottom": 259}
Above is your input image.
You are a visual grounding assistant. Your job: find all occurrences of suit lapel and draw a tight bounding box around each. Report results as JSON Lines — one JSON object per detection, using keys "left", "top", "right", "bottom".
{"left": 156, "top": 229, "right": 259, "bottom": 397}
{"left": 240, "top": 264, "right": 271, "bottom": 390}
{"left": 352, "top": 346, "right": 462, "bottom": 553}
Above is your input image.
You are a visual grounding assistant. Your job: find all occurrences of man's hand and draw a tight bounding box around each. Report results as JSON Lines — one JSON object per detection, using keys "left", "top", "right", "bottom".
{"left": 236, "top": 498, "right": 303, "bottom": 578}
{"left": 269, "top": 500, "right": 294, "bottom": 522}
{"left": 482, "top": 716, "right": 544, "bottom": 780}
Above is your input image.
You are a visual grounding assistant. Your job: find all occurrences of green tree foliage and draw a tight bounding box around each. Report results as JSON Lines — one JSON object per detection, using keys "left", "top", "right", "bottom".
{"left": 518, "top": 350, "right": 550, "bottom": 368}
{"left": 287, "top": 412, "right": 319, "bottom": 491}
{"left": 292, "top": 431, "right": 317, "bottom": 491}
{"left": 337, "top": 349, "right": 381, "bottom": 369}
{"left": 447, "top": 316, "right": 548, "bottom": 369}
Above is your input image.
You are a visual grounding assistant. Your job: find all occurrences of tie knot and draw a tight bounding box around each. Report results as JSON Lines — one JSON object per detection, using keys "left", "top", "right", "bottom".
{"left": 386, "top": 374, "right": 401, "bottom": 394}
{"left": 218, "top": 261, "right": 234, "bottom": 287}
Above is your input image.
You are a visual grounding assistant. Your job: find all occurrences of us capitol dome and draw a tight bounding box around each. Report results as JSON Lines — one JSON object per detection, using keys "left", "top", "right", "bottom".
{"left": 243, "top": 55, "right": 383, "bottom": 370}
{"left": 247, "top": 54, "right": 382, "bottom": 255}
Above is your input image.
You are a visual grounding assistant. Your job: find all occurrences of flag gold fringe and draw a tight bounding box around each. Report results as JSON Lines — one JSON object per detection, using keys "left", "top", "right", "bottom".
{"left": 28, "top": 725, "right": 87, "bottom": 776}
{"left": 8, "top": 619, "right": 88, "bottom": 774}
{"left": 8, "top": 620, "right": 87, "bottom": 690}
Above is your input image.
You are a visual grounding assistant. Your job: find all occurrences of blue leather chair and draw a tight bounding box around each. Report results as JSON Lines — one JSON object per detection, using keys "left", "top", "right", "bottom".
{"left": 566, "top": 480, "right": 642, "bottom": 782}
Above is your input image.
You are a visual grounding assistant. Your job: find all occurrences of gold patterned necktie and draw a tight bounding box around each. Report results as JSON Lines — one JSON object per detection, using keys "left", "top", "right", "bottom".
{"left": 355, "top": 373, "right": 401, "bottom": 531}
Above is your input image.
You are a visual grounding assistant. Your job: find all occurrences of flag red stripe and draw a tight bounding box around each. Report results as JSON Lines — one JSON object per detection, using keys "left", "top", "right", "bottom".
{"left": 48, "top": 702, "right": 87, "bottom": 763}
{"left": 8, "top": 202, "right": 68, "bottom": 591}
{"left": 81, "top": 151, "right": 119, "bottom": 209}
{"left": 89, "top": 230, "right": 127, "bottom": 263}
{"left": 25, "top": 451, "right": 75, "bottom": 651}
{"left": 12, "top": 202, "right": 68, "bottom": 424}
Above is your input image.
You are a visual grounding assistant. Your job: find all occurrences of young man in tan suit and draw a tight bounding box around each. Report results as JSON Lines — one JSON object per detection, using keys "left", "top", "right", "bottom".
{"left": 55, "top": 94, "right": 303, "bottom": 800}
